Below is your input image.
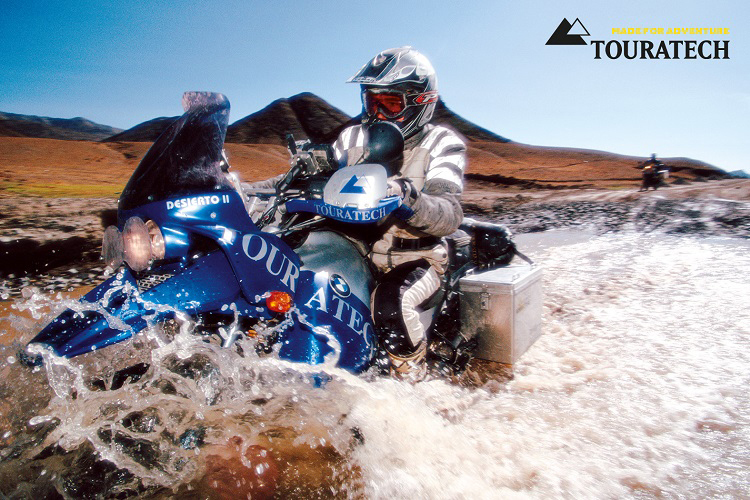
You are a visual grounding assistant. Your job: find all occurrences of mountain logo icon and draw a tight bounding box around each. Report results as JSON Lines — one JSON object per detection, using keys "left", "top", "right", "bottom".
{"left": 546, "top": 18, "right": 590, "bottom": 45}
{"left": 340, "top": 175, "right": 369, "bottom": 194}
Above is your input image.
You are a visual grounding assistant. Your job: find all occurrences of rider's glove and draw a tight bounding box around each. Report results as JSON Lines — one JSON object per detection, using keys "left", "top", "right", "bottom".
{"left": 387, "top": 178, "right": 420, "bottom": 208}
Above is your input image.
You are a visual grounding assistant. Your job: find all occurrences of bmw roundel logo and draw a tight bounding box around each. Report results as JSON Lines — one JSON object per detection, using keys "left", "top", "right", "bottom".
{"left": 329, "top": 274, "right": 351, "bottom": 298}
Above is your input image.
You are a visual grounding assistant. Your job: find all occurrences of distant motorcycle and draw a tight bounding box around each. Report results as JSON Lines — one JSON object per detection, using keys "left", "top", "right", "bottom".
{"left": 639, "top": 163, "right": 669, "bottom": 191}
{"left": 26, "top": 92, "right": 518, "bottom": 377}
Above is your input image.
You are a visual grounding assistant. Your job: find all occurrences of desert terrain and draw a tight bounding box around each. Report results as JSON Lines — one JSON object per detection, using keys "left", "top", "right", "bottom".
{"left": 0, "top": 123, "right": 749, "bottom": 500}
{"left": 0, "top": 134, "right": 733, "bottom": 195}
{"left": 1, "top": 134, "right": 748, "bottom": 300}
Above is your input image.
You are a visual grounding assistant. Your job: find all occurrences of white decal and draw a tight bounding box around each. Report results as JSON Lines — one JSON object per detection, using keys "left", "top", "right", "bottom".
{"left": 166, "top": 194, "right": 230, "bottom": 210}
{"left": 304, "top": 287, "right": 327, "bottom": 312}
{"left": 241, "top": 233, "right": 299, "bottom": 292}
{"left": 314, "top": 204, "right": 387, "bottom": 222}
{"left": 306, "top": 288, "right": 373, "bottom": 340}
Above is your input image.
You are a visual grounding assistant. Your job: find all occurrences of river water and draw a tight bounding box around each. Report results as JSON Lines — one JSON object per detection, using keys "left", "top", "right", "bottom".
{"left": 1, "top": 230, "right": 749, "bottom": 498}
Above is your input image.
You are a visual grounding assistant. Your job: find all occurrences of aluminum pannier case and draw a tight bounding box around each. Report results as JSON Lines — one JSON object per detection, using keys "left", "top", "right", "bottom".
{"left": 459, "top": 264, "right": 543, "bottom": 364}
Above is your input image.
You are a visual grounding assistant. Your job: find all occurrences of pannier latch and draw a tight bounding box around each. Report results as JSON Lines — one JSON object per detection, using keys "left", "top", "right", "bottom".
{"left": 480, "top": 292, "right": 490, "bottom": 310}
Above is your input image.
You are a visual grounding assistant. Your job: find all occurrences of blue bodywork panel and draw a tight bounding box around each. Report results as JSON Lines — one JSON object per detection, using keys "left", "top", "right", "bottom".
{"left": 30, "top": 92, "right": 378, "bottom": 373}
{"left": 33, "top": 191, "right": 376, "bottom": 372}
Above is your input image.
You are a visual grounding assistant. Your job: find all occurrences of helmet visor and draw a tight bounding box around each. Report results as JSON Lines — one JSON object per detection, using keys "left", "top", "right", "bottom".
{"left": 363, "top": 90, "right": 407, "bottom": 119}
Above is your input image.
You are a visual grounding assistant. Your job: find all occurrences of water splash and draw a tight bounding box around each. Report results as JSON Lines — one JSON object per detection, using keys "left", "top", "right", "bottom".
{"left": 1, "top": 232, "right": 749, "bottom": 498}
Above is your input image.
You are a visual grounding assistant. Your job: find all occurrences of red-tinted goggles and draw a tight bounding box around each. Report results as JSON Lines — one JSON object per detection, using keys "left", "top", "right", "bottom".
{"left": 362, "top": 90, "right": 438, "bottom": 118}
{"left": 363, "top": 91, "right": 408, "bottom": 118}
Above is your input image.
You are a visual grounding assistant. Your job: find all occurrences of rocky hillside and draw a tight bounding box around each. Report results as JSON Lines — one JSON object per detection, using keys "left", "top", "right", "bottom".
{"left": 432, "top": 101, "right": 510, "bottom": 143}
{"left": 1, "top": 93, "right": 729, "bottom": 187}
{"left": 102, "top": 116, "right": 178, "bottom": 142}
{"left": 92, "top": 93, "right": 513, "bottom": 146}
{"left": 226, "top": 92, "right": 353, "bottom": 145}
{"left": 0, "top": 112, "right": 122, "bottom": 141}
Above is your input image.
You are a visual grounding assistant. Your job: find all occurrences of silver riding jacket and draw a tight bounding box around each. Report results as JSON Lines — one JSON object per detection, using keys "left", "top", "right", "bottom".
{"left": 333, "top": 123, "right": 467, "bottom": 273}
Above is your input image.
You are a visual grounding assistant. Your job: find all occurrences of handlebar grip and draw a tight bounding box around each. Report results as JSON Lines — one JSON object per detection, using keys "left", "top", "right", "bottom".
{"left": 286, "top": 134, "right": 297, "bottom": 155}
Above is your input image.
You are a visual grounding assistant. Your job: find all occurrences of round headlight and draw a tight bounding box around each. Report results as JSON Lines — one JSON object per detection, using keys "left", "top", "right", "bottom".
{"left": 146, "top": 220, "right": 165, "bottom": 260}
{"left": 101, "top": 225, "right": 124, "bottom": 269}
{"left": 123, "top": 217, "right": 151, "bottom": 271}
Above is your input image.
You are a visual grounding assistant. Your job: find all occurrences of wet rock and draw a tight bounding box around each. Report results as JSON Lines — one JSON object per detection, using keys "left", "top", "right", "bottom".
{"left": 178, "top": 427, "right": 206, "bottom": 450}
{"left": 120, "top": 408, "right": 162, "bottom": 434}
{"left": 483, "top": 197, "right": 750, "bottom": 239}
{"left": 165, "top": 354, "right": 219, "bottom": 381}
{"left": 51, "top": 442, "right": 145, "bottom": 499}
{"left": 96, "top": 428, "right": 162, "bottom": 470}
{"left": 0, "top": 195, "right": 116, "bottom": 295}
{"left": 110, "top": 363, "right": 150, "bottom": 390}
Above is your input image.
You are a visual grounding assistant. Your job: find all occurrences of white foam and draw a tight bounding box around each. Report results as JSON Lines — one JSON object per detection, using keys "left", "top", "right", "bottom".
{"left": 2, "top": 232, "right": 749, "bottom": 497}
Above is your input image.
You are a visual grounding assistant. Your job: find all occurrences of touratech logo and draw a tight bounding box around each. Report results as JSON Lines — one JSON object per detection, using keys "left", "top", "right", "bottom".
{"left": 341, "top": 175, "right": 368, "bottom": 194}
{"left": 546, "top": 19, "right": 731, "bottom": 59}
{"left": 546, "top": 18, "right": 590, "bottom": 45}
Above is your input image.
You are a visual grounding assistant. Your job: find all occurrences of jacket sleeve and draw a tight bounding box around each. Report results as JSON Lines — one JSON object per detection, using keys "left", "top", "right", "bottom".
{"left": 332, "top": 125, "right": 364, "bottom": 167}
{"left": 403, "top": 129, "right": 467, "bottom": 237}
{"left": 404, "top": 179, "right": 464, "bottom": 236}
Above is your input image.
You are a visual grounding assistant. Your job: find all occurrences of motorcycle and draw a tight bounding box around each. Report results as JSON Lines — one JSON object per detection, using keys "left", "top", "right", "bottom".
{"left": 639, "top": 163, "right": 669, "bottom": 191}
{"left": 26, "top": 92, "right": 517, "bottom": 376}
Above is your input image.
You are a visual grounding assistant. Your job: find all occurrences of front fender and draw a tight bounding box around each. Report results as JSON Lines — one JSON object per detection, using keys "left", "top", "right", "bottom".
{"left": 30, "top": 250, "right": 247, "bottom": 357}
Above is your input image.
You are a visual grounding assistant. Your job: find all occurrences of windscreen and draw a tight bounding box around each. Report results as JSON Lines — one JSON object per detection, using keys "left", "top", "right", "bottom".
{"left": 119, "top": 92, "right": 234, "bottom": 212}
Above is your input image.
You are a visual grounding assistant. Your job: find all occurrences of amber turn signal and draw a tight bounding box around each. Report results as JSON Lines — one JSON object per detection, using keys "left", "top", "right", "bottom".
{"left": 266, "top": 291, "right": 293, "bottom": 313}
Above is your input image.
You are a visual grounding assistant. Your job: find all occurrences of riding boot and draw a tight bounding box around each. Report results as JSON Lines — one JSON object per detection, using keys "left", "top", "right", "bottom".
{"left": 386, "top": 341, "right": 427, "bottom": 381}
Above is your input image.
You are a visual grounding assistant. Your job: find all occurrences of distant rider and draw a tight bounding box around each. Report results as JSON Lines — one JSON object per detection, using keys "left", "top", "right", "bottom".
{"left": 334, "top": 47, "right": 467, "bottom": 378}
{"left": 644, "top": 154, "right": 665, "bottom": 169}
{"left": 639, "top": 153, "right": 666, "bottom": 191}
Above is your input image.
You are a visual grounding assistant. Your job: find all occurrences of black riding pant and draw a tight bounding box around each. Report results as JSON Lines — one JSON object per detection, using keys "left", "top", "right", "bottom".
{"left": 371, "top": 258, "right": 443, "bottom": 357}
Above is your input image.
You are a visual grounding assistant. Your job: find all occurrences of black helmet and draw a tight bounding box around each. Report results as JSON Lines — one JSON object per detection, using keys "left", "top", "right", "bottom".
{"left": 348, "top": 47, "right": 438, "bottom": 139}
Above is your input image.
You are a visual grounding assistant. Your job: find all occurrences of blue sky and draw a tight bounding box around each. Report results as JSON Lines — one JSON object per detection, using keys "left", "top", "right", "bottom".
{"left": 1, "top": 0, "right": 747, "bottom": 173}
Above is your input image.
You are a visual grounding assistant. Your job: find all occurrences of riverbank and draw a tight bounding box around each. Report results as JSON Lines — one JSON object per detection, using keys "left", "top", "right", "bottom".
{"left": 1, "top": 178, "right": 749, "bottom": 298}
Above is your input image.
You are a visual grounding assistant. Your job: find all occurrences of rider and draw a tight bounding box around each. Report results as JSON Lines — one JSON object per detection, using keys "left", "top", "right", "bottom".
{"left": 243, "top": 47, "right": 467, "bottom": 379}
{"left": 639, "top": 153, "right": 666, "bottom": 191}
{"left": 645, "top": 153, "right": 664, "bottom": 168}
{"left": 334, "top": 47, "right": 467, "bottom": 378}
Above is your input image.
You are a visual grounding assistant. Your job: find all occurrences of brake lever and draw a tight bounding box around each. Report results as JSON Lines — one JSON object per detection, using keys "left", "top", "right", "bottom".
{"left": 278, "top": 215, "right": 324, "bottom": 237}
{"left": 257, "top": 198, "right": 280, "bottom": 229}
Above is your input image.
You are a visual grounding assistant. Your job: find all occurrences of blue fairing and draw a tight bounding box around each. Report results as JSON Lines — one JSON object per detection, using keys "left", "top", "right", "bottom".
{"left": 33, "top": 192, "right": 376, "bottom": 371}
{"left": 30, "top": 92, "right": 377, "bottom": 373}
{"left": 120, "top": 191, "right": 302, "bottom": 302}
{"left": 32, "top": 250, "right": 249, "bottom": 357}
{"left": 277, "top": 269, "right": 375, "bottom": 373}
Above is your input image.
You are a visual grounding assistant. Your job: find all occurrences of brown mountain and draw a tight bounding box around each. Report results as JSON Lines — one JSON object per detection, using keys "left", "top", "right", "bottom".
{"left": 463, "top": 141, "right": 727, "bottom": 190}
{"left": 225, "top": 93, "right": 510, "bottom": 146}
{"left": 102, "top": 116, "right": 179, "bottom": 142}
{"left": 432, "top": 100, "right": 510, "bottom": 143}
{"left": 226, "top": 92, "right": 353, "bottom": 145}
{"left": 1, "top": 93, "right": 725, "bottom": 192}
{"left": 0, "top": 112, "right": 122, "bottom": 141}
{"left": 96, "top": 93, "right": 511, "bottom": 147}
{"left": 99, "top": 93, "right": 355, "bottom": 145}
